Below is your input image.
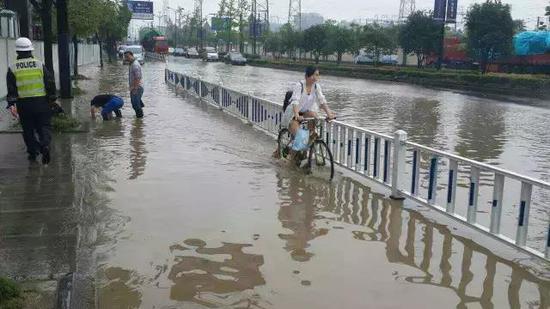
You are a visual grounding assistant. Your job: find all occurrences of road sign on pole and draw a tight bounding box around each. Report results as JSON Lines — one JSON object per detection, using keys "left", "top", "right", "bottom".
{"left": 446, "top": 0, "right": 458, "bottom": 24}
{"left": 433, "top": 0, "right": 447, "bottom": 22}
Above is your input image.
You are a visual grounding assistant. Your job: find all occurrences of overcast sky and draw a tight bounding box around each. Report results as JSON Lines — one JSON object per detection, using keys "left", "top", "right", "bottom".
{"left": 149, "top": 0, "right": 548, "bottom": 28}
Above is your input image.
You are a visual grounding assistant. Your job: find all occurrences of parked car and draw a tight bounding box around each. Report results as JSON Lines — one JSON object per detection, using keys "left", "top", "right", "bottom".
{"left": 187, "top": 47, "right": 200, "bottom": 58}
{"left": 174, "top": 47, "right": 185, "bottom": 57}
{"left": 225, "top": 52, "right": 247, "bottom": 65}
{"left": 201, "top": 47, "right": 219, "bottom": 61}
{"left": 354, "top": 54, "right": 374, "bottom": 65}
{"left": 380, "top": 55, "right": 398, "bottom": 65}
{"left": 168, "top": 47, "right": 175, "bottom": 54}
{"left": 123, "top": 45, "right": 144, "bottom": 65}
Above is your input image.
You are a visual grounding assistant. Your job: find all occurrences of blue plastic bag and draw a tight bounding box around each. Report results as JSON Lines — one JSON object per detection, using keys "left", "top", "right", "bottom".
{"left": 292, "top": 128, "right": 310, "bottom": 151}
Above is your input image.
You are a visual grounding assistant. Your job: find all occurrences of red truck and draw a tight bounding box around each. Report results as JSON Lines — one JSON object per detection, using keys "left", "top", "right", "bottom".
{"left": 142, "top": 36, "right": 169, "bottom": 54}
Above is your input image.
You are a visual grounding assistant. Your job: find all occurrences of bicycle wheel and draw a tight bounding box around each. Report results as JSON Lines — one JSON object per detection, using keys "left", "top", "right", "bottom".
{"left": 277, "top": 128, "right": 292, "bottom": 159}
{"left": 307, "top": 140, "right": 335, "bottom": 181}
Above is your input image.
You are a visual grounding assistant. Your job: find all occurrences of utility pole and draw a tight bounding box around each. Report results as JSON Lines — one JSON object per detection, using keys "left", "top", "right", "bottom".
{"left": 288, "top": 0, "right": 301, "bottom": 30}
{"left": 288, "top": 0, "right": 301, "bottom": 59}
{"left": 178, "top": 7, "right": 184, "bottom": 47}
{"left": 56, "top": 0, "right": 71, "bottom": 98}
{"left": 398, "top": 0, "right": 415, "bottom": 23}
{"left": 251, "top": 0, "right": 269, "bottom": 55}
{"left": 194, "top": 0, "right": 203, "bottom": 49}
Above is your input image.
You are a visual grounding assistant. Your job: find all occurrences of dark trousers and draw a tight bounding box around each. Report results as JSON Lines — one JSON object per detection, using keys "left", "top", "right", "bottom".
{"left": 130, "top": 86, "right": 144, "bottom": 118}
{"left": 16, "top": 98, "right": 52, "bottom": 156}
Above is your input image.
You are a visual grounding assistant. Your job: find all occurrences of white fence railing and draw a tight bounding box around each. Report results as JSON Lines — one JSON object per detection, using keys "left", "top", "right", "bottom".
{"left": 165, "top": 68, "right": 550, "bottom": 261}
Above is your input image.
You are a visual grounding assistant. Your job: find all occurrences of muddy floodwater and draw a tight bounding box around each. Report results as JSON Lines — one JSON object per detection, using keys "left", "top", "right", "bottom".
{"left": 1, "top": 60, "right": 549, "bottom": 309}
{"left": 167, "top": 57, "right": 550, "bottom": 254}
{"left": 57, "top": 61, "right": 547, "bottom": 309}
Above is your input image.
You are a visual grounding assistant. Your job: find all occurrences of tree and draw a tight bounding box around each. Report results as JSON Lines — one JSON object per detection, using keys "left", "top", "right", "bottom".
{"left": 399, "top": 11, "right": 442, "bottom": 68}
{"left": 69, "top": 0, "right": 103, "bottom": 76}
{"left": 324, "top": 22, "right": 353, "bottom": 64}
{"left": 279, "top": 23, "right": 298, "bottom": 59}
{"left": 466, "top": 1, "right": 514, "bottom": 73}
{"left": 28, "top": 0, "right": 54, "bottom": 74}
{"left": 236, "top": 0, "right": 249, "bottom": 52}
{"left": 97, "top": 1, "right": 132, "bottom": 62}
{"left": 303, "top": 24, "right": 328, "bottom": 63}
{"left": 263, "top": 31, "right": 283, "bottom": 59}
{"left": 363, "top": 23, "right": 398, "bottom": 65}
{"left": 226, "top": 0, "right": 237, "bottom": 51}
{"left": 216, "top": 0, "right": 228, "bottom": 50}
{"left": 348, "top": 23, "right": 364, "bottom": 56}
{"left": 513, "top": 20, "right": 526, "bottom": 34}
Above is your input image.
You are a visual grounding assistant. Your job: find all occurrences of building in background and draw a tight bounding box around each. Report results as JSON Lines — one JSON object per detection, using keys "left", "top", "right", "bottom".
{"left": 293, "top": 12, "right": 324, "bottom": 30}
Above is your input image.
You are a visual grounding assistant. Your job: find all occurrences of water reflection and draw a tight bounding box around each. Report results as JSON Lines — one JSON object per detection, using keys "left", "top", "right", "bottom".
{"left": 98, "top": 267, "right": 143, "bottom": 309}
{"left": 277, "top": 175, "right": 330, "bottom": 262}
{"left": 393, "top": 98, "right": 442, "bottom": 148}
{"left": 455, "top": 102, "right": 507, "bottom": 163}
{"left": 167, "top": 239, "right": 266, "bottom": 307}
{"left": 276, "top": 173, "right": 550, "bottom": 308}
{"left": 128, "top": 119, "right": 147, "bottom": 180}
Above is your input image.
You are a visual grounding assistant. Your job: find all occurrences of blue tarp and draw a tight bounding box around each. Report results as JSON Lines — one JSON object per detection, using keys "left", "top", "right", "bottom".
{"left": 514, "top": 31, "right": 550, "bottom": 56}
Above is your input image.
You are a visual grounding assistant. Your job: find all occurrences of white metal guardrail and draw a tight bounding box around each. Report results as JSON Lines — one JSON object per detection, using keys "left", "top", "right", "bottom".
{"left": 165, "top": 68, "right": 550, "bottom": 261}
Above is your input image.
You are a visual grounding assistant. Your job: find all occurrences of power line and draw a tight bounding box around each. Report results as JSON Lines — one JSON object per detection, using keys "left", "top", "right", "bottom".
{"left": 398, "top": 0, "right": 415, "bottom": 22}
{"left": 288, "top": 0, "right": 301, "bottom": 30}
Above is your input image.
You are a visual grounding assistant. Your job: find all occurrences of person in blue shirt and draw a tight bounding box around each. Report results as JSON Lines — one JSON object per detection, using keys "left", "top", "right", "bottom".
{"left": 90, "top": 94, "right": 124, "bottom": 120}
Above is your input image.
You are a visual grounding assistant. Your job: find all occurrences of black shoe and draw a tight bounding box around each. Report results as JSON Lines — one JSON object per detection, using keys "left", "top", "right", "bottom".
{"left": 136, "top": 109, "right": 144, "bottom": 118}
{"left": 27, "top": 153, "right": 37, "bottom": 162}
{"left": 41, "top": 147, "right": 51, "bottom": 165}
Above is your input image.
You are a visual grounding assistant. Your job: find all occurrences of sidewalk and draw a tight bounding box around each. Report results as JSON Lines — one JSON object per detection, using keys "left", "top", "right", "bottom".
{"left": 0, "top": 133, "right": 78, "bottom": 307}
{"left": 0, "top": 64, "right": 102, "bottom": 307}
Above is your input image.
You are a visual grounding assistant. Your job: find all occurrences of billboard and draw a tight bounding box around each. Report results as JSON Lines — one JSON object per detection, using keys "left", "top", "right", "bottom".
{"left": 446, "top": 0, "right": 458, "bottom": 23}
{"left": 211, "top": 17, "right": 231, "bottom": 31}
{"left": 127, "top": 1, "right": 154, "bottom": 20}
{"left": 433, "top": 0, "right": 447, "bottom": 22}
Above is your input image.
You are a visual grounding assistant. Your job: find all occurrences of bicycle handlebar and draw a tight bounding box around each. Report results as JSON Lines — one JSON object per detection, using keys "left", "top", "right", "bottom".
{"left": 298, "top": 117, "right": 337, "bottom": 124}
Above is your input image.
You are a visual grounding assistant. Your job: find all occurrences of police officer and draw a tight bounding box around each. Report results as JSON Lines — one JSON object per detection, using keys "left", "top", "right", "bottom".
{"left": 6, "top": 37, "right": 57, "bottom": 165}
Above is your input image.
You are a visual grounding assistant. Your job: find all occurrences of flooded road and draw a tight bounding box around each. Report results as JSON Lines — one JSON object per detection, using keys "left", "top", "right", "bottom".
{"left": 62, "top": 61, "right": 550, "bottom": 308}
{"left": 167, "top": 57, "right": 550, "bottom": 181}
{"left": 167, "top": 57, "right": 550, "bottom": 253}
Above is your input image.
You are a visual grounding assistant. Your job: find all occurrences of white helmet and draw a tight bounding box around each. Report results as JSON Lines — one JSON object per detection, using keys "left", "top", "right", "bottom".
{"left": 15, "top": 37, "right": 34, "bottom": 52}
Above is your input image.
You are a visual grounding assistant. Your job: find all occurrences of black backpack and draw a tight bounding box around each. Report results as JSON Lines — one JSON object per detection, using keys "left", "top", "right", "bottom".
{"left": 282, "top": 82, "right": 317, "bottom": 112}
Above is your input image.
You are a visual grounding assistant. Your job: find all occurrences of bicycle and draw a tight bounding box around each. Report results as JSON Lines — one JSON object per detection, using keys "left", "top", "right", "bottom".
{"left": 277, "top": 117, "right": 335, "bottom": 181}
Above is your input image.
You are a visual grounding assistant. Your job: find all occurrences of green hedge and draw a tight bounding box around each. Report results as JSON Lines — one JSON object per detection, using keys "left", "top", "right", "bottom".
{"left": 52, "top": 114, "right": 80, "bottom": 133}
{"left": 0, "top": 277, "right": 23, "bottom": 309}
{"left": 249, "top": 59, "right": 550, "bottom": 97}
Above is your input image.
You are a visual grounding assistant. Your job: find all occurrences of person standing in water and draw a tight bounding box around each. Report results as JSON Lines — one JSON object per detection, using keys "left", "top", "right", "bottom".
{"left": 124, "top": 50, "right": 144, "bottom": 118}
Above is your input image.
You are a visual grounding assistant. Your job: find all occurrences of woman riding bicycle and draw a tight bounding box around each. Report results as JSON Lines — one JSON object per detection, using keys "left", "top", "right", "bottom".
{"left": 274, "top": 66, "right": 336, "bottom": 158}
{"left": 284, "top": 66, "right": 336, "bottom": 136}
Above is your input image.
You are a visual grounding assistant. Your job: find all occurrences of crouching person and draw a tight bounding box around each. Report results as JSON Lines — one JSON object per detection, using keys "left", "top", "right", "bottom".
{"left": 90, "top": 94, "right": 124, "bottom": 120}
